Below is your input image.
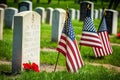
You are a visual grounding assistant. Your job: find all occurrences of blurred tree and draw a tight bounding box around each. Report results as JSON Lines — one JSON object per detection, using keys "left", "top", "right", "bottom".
{"left": 36, "top": 0, "right": 40, "bottom": 3}
{"left": 48, "top": 0, "right": 52, "bottom": 4}
{"left": 0, "top": 0, "right": 7, "bottom": 4}
{"left": 14, "top": 0, "right": 19, "bottom": 3}
{"left": 108, "top": 0, "right": 120, "bottom": 10}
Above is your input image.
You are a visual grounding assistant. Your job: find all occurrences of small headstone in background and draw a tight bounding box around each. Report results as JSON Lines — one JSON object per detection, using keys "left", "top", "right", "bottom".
{"left": 0, "top": 4, "right": 7, "bottom": 9}
{"left": 105, "top": 9, "right": 118, "bottom": 35}
{"left": 18, "top": 1, "right": 32, "bottom": 12}
{"left": 0, "top": 8, "right": 4, "bottom": 40}
{"left": 69, "top": 8, "right": 75, "bottom": 20}
{"left": 80, "top": 1, "right": 94, "bottom": 21}
{"left": 46, "top": 7, "right": 53, "bottom": 25}
{"left": 75, "top": 10, "right": 80, "bottom": 20}
{"left": 35, "top": 7, "right": 45, "bottom": 24}
{"left": 98, "top": 9, "right": 102, "bottom": 19}
{"left": 52, "top": 8, "right": 66, "bottom": 42}
{"left": 12, "top": 11, "right": 40, "bottom": 73}
{"left": 4, "top": 7, "right": 18, "bottom": 29}
{"left": 94, "top": 9, "right": 98, "bottom": 19}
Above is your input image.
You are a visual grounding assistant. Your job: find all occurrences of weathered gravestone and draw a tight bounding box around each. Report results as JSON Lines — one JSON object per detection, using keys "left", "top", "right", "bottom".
{"left": 105, "top": 9, "right": 118, "bottom": 35}
{"left": 35, "top": 7, "right": 45, "bottom": 24}
{"left": 69, "top": 8, "right": 75, "bottom": 20}
{"left": 0, "top": 4, "right": 7, "bottom": 9}
{"left": 18, "top": 1, "right": 32, "bottom": 12}
{"left": 12, "top": 11, "right": 40, "bottom": 73}
{"left": 98, "top": 9, "right": 102, "bottom": 19}
{"left": 75, "top": 10, "right": 80, "bottom": 20}
{"left": 0, "top": 8, "right": 4, "bottom": 40}
{"left": 46, "top": 7, "right": 53, "bottom": 25}
{"left": 94, "top": 9, "right": 98, "bottom": 19}
{"left": 80, "top": 1, "right": 94, "bottom": 21}
{"left": 52, "top": 8, "right": 66, "bottom": 42}
{"left": 4, "top": 7, "right": 18, "bottom": 29}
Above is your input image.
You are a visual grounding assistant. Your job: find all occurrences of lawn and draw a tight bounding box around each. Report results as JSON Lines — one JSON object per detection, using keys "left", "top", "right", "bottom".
{"left": 0, "top": 0, "right": 120, "bottom": 80}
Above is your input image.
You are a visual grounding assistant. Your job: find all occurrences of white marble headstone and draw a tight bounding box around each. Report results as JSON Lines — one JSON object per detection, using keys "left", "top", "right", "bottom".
{"left": 12, "top": 11, "right": 40, "bottom": 73}
{"left": 69, "top": 8, "right": 75, "bottom": 20}
{"left": 105, "top": 9, "right": 118, "bottom": 35}
{"left": 0, "top": 8, "right": 4, "bottom": 40}
{"left": 80, "top": 1, "right": 94, "bottom": 21}
{"left": 52, "top": 8, "right": 66, "bottom": 42}
{"left": 4, "top": 7, "right": 18, "bottom": 29}
{"left": 35, "top": 7, "right": 45, "bottom": 23}
{"left": 46, "top": 7, "right": 53, "bottom": 25}
{"left": 18, "top": 1, "right": 32, "bottom": 12}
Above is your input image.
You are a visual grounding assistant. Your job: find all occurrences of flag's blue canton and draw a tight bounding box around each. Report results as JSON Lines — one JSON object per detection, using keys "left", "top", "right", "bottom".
{"left": 62, "top": 13, "right": 75, "bottom": 40}
{"left": 98, "top": 16, "right": 107, "bottom": 32}
{"left": 83, "top": 17, "right": 97, "bottom": 33}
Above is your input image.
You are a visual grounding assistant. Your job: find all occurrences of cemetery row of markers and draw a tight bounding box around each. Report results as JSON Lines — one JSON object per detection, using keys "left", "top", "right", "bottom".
{"left": 0, "top": 1, "right": 119, "bottom": 73}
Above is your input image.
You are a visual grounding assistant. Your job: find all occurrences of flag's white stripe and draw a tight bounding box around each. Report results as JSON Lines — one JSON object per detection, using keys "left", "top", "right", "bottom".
{"left": 80, "top": 41, "right": 102, "bottom": 47}
{"left": 82, "top": 32, "right": 99, "bottom": 36}
{"left": 99, "top": 33, "right": 106, "bottom": 56}
{"left": 57, "top": 45, "right": 67, "bottom": 53}
{"left": 59, "top": 38, "right": 66, "bottom": 45}
{"left": 67, "top": 44, "right": 78, "bottom": 72}
{"left": 102, "top": 32, "right": 109, "bottom": 55}
{"left": 104, "top": 31, "right": 112, "bottom": 53}
{"left": 66, "top": 57, "right": 74, "bottom": 72}
{"left": 75, "top": 39, "right": 84, "bottom": 67}
{"left": 81, "top": 36, "right": 101, "bottom": 42}
{"left": 68, "top": 38, "right": 82, "bottom": 69}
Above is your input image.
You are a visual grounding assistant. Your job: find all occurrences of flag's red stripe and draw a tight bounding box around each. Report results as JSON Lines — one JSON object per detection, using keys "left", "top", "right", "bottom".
{"left": 73, "top": 40, "right": 84, "bottom": 67}
{"left": 56, "top": 48, "right": 66, "bottom": 57}
{"left": 82, "top": 33, "right": 100, "bottom": 38}
{"left": 67, "top": 39, "right": 81, "bottom": 71}
{"left": 80, "top": 38, "right": 101, "bottom": 44}
{"left": 80, "top": 43, "right": 101, "bottom": 48}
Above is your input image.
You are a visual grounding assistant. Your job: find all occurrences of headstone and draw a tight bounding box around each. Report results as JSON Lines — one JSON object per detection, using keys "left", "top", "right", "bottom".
{"left": 4, "top": 7, "right": 18, "bottom": 29}
{"left": 0, "top": 8, "right": 4, "bottom": 40}
{"left": 80, "top": 1, "right": 94, "bottom": 21}
{"left": 35, "top": 7, "right": 45, "bottom": 24}
{"left": 69, "top": 8, "right": 75, "bottom": 20}
{"left": 12, "top": 11, "right": 40, "bottom": 73}
{"left": 52, "top": 8, "right": 66, "bottom": 42}
{"left": 105, "top": 9, "right": 118, "bottom": 35}
{"left": 46, "top": 7, "right": 53, "bottom": 25}
{"left": 18, "top": 1, "right": 32, "bottom": 12}
{"left": 98, "top": 9, "right": 102, "bottom": 19}
{"left": 0, "top": 4, "right": 7, "bottom": 9}
{"left": 75, "top": 10, "right": 80, "bottom": 20}
{"left": 94, "top": 9, "right": 98, "bottom": 19}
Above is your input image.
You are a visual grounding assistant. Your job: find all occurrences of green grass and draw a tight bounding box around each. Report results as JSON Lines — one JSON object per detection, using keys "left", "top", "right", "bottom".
{"left": 0, "top": 64, "right": 120, "bottom": 80}
{"left": 0, "top": 0, "right": 120, "bottom": 79}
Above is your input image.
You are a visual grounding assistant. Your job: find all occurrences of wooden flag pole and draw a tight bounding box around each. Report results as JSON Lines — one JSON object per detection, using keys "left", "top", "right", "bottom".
{"left": 54, "top": 52, "right": 60, "bottom": 72}
{"left": 54, "top": 4, "right": 69, "bottom": 72}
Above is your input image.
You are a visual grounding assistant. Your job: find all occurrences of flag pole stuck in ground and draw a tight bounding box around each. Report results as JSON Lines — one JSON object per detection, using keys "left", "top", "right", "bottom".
{"left": 93, "top": 9, "right": 113, "bottom": 57}
{"left": 56, "top": 4, "right": 84, "bottom": 72}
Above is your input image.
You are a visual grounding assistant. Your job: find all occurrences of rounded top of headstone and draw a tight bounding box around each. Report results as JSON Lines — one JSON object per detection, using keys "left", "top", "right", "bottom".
{"left": 5, "top": 7, "right": 18, "bottom": 10}
{"left": 54, "top": 8, "right": 65, "bottom": 13}
{"left": 24, "top": 1, "right": 32, "bottom": 3}
{"left": 70, "top": 8, "right": 75, "bottom": 11}
{"left": 80, "top": 1, "right": 93, "bottom": 4}
{"left": 46, "top": 7, "right": 54, "bottom": 10}
{"left": 105, "top": 9, "right": 118, "bottom": 13}
{"left": 15, "top": 11, "right": 39, "bottom": 17}
{"left": 35, "top": 7, "right": 45, "bottom": 10}
{"left": 0, "top": 7, "right": 4, "bottom": 10}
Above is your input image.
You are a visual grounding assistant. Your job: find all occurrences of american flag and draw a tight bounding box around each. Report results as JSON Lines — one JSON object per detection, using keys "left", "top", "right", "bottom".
{"left": 57, "top": 11, "right": 84, "bottom": 72}
{"left": 93, "top": 15, "right": 113, "bottom": 57}
{"left": 79, "top": 17, "right": 102, "bottom": 48}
